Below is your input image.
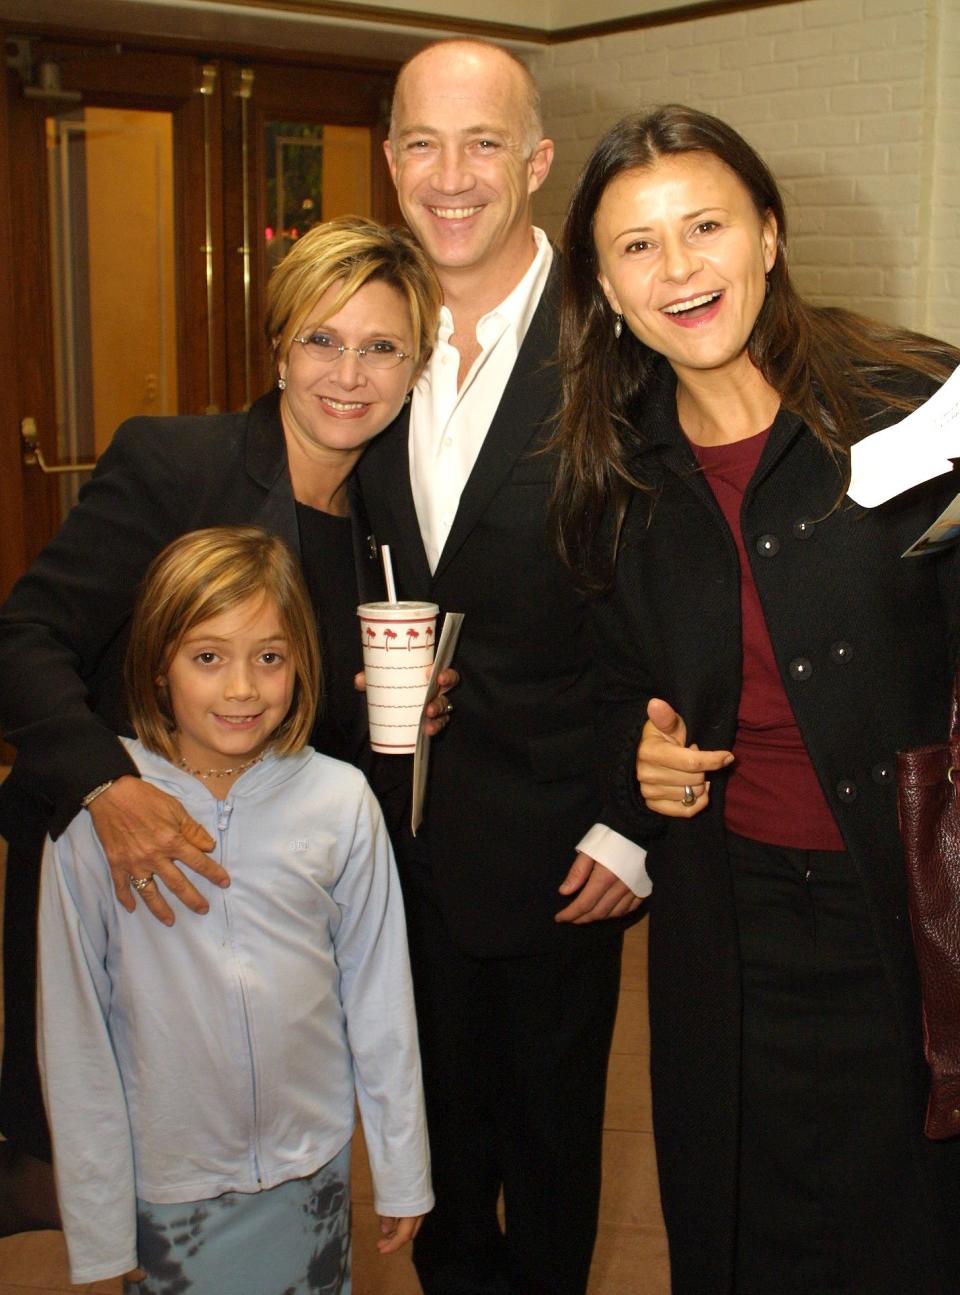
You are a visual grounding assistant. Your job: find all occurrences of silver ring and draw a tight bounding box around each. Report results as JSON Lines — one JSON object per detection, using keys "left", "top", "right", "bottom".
{"left": 130, "top": 873, "right": 156, "bottom": 894}
{"left": 682, "top": 785, "right": 696, "bottom": 807}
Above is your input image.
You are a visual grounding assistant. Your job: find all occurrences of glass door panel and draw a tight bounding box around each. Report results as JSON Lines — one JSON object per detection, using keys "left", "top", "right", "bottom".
{"left": 6, "top": 40, "right": 222, "bottom": 557}
{"left": 46, "top": 105, "right": 177, "bottom": 511}
{"left": 264, "top": 121, "right": 372, "bottom": 268}
{"left": 222, "top": 61, "right": 398, "bottom": 410}
{"left": 322, "top": 125, "right": 372, "bottom": 220}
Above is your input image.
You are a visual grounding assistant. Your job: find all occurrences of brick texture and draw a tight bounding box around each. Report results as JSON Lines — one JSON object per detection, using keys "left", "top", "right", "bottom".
{"left": 532, "top": 0, "right": 959, "bottom": 346}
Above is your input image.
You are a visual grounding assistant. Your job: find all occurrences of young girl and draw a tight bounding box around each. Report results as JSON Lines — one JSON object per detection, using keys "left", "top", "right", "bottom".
{"left": 37, "top": 524, "right": 432, "bottom": 1292}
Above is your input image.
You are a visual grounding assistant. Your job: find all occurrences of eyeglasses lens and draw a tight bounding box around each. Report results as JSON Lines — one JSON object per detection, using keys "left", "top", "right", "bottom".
{"left": 300, "top": 338, "right": 405, "bottom": 370}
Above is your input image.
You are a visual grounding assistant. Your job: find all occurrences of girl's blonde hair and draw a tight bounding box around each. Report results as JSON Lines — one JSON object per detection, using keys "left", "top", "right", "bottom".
{"left": 265, "top": 215, "right": 442, "bottom": 373}
{"left": 126, "top": 526, "right": 321, "bottom": 763}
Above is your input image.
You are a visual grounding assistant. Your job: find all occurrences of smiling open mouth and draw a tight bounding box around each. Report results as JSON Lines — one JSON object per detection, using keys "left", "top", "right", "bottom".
{"left": 322, "top": 398, "right": 367, "bottom": 412}
{"left": 429, "top": 205, "right": 483, "bottom": 220}
{"left": 661, "top": 291, "right": 723, "bottom": 318}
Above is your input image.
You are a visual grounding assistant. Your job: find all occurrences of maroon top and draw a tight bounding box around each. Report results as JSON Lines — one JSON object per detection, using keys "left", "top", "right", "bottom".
{"left": 691, "top": 429, "right": 845, "bottom": 851}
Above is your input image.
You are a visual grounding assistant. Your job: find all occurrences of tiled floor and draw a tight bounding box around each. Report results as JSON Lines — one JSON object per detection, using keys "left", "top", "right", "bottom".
{"left": 0, "top": 821, "right": 668, "bottom": 1294}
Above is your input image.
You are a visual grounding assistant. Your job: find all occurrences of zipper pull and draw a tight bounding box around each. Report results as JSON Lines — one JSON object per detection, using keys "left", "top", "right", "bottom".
{"left": 216, "top": 801, "right": 234, "bottom": 833}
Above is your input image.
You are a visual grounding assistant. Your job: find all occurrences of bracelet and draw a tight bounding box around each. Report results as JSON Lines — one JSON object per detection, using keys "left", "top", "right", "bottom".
{"left": 81, "top": 780, "right": 115, "bottom": 809}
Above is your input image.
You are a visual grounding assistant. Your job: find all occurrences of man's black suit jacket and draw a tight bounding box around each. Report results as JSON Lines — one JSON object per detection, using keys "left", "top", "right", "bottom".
{"left": 358, "top": 267, "right": 621, "bottom": 959}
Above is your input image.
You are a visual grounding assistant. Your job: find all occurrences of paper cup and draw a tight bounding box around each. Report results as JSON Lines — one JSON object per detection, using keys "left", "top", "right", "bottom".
{"left": 358, "top": 601, "right": 439, "bottom": 754}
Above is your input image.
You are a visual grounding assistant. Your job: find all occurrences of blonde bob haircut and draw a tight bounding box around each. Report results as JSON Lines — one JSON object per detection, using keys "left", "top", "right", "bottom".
{"left": 126, "top": 526, "right": 321, "bottom": 764}
{"left": 264, "top": 215, "right": 442, "bottom": 373}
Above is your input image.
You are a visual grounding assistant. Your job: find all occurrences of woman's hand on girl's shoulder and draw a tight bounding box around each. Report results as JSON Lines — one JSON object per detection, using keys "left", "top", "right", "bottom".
{"left": 88, "top": 776, "right": 227, "bottom": 923}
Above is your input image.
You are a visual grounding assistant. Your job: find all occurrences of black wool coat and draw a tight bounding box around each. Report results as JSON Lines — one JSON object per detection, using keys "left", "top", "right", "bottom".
{"left": 595, "top": 359, "right": 960, "bottom": 1293}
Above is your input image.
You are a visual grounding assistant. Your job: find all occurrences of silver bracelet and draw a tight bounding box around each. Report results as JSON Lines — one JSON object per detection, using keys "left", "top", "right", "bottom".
{"left": 81, "top": 779, "right": 115, "bottom": 809}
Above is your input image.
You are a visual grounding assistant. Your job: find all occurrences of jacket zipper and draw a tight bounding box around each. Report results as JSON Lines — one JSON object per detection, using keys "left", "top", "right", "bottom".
{"left": 217, "top": 799, "right": 263, "bottom": 1188}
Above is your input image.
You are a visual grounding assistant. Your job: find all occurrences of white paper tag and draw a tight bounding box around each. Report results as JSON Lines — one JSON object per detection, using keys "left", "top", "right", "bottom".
{"left": 848, "top": 365, "right": 960, "bottom": 508}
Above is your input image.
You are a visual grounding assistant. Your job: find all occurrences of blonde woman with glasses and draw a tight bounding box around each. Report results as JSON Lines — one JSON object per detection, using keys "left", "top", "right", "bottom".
{"left": 0, "top": 217, "right": 450, "bottom": 1232}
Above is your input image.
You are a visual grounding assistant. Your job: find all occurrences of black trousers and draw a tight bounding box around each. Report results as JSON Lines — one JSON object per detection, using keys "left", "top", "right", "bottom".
{"left": 728, "top": 832, "right": 943, "bottom": 1295}
{"left": 0, "top": 831, "right": 50, "bottom": 1161}
{"left": 399, "top": 843, "right": 623, "bottom": 1295}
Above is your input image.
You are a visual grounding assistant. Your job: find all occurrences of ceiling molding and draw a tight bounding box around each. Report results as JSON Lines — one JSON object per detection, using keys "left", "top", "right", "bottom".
{"left": 209, "top": 0, "right": 546, "bottom": 41}
{"left": 221, "top": 0, "right": 800, "bottom": 40}
{"left": 550, "top": 0, "right": 794, "bottom": 39}
{"left": 0, "top": 0, "right": 802, "bottom": 54}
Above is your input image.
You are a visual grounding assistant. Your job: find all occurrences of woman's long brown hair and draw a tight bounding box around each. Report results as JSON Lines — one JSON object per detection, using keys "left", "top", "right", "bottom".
{"left": 551, "top": 105, "right": 959, "bottom": 588}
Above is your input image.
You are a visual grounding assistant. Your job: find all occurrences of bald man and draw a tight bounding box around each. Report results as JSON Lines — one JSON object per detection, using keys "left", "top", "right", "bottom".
{"left": 358, "top": 40, "right": 650, "bottom": 1294}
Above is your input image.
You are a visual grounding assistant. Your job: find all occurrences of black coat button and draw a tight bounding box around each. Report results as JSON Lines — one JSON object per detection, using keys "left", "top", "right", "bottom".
{"left": 789, "top": 657, "right": 813, "bottom": 680}
{"left": 793, "top": 518, "right": 815, "bottom": 539}
{"left": 756, "top": 534, "right": 780, "bottom": 557}
{"left": 872, "top": 763, "right": 893, "bottom": 784}
{"left": 829, "top": 641, "right": 853, "bottom": 665}
{"left": 836, "top": 780, "right": 858, "bottom": 803}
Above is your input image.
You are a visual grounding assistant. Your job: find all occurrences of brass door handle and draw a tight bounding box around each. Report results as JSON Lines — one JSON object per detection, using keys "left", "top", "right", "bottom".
{"left": 21, "top": 417, "right": 97, "bottom": 475}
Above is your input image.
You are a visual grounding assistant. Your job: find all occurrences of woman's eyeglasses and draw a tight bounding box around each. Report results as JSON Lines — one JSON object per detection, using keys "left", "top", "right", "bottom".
{"left": 292, "top": 331, "right": 414, "bottom": 370}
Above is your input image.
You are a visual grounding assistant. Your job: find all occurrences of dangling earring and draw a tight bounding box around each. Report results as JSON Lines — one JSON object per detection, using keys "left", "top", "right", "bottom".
{"left": 764, "top": 275, "right": 771, "bottom": 297}
{"left": 278, "top": 376, "right": 287, "bottom": 391}
{"left": 614, "top": 314, "right": 623, "bottom": 340}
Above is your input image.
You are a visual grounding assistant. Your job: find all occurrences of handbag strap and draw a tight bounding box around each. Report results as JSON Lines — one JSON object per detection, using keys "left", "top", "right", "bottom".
{"left": 952, "top": 668, "right": 960, "bottom": 741}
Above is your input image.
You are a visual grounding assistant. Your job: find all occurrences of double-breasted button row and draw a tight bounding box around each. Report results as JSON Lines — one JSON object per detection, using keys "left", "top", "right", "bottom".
{"left": 788, "top": 641, "right": 855, "bottom": 683}
{"left": 822, "top": 766, "right": 892, "bottom": 809}
{"left": 755, "top": 519, "right": 816, "bottom": 555}
{"left": 834, "top": 767, "right": 892, "bottom": 805}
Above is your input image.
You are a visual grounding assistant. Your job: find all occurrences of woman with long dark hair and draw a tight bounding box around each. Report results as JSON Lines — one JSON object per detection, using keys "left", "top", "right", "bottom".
{"left": 553, "top": 105, "right": 960, "bottom": 1294}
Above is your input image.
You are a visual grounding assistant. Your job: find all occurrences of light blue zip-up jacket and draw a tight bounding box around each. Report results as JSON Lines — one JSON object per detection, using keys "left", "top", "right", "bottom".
{"left": 38, "top": 739, "right": 432, "bottom": 1284}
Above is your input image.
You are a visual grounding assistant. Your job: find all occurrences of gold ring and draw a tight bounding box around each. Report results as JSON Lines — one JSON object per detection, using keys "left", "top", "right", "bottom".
{"left": 682, "top": 785, "right": 696, "bottom": 807}
{"left": 130, "top": 873, "right": 156, "bottom": 894}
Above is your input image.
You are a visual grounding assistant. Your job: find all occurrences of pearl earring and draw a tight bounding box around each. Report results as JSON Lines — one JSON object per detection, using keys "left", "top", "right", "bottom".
{"left": 278, "top": 376, "right": 287, "bottom": 391}
{"left": 614, "top": 314, "right": 623, "bottom": 340}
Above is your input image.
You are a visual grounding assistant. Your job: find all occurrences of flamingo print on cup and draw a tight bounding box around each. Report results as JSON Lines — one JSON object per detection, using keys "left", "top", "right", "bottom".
{"left": 357, "top": 600, "right": 440, "bottom": 753}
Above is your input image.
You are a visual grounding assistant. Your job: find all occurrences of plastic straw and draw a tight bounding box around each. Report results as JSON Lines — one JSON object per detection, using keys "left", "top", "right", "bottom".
{"left": 381, "top": 544, "right": 398, "bottom": 604}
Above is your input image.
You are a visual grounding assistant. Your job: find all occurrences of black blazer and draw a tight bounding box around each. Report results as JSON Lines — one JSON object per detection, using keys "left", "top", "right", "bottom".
{"left": 0, "top": 390, "right": 383, "bottom": 850}
{"left": 358, "top": 266, "right": 625, "bottom": 958}
{"left": 596, "top": 359, "right": 960, "bottom": 1291}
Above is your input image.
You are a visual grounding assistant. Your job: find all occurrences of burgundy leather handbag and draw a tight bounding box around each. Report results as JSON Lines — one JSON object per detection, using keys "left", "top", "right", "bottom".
{"left": 897, "top": 673, "right": 960, "bottom": 1140}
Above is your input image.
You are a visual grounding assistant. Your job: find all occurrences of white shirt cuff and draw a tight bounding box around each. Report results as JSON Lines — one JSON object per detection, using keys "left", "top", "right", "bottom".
{"left": 577, "top": 824, "right": 652, "bottom": 898}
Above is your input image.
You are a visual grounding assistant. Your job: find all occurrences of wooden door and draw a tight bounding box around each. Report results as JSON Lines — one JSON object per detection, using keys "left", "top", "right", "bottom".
{"left": 0, "top": 36, "right": 401, "bottom": 594}
{"left": 1, "top": 40, "right": 224, "bottom": 579}
{"left": 221, "top": 59, "right": 399, "bottom": 410}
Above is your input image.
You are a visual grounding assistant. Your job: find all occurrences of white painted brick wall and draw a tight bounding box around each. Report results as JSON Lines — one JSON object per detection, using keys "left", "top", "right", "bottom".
{"left": 927, "top": 0, "right": 960, "bottom": 341}
{"left": 531, "top": 0, "right": 960, "bottom": 346}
